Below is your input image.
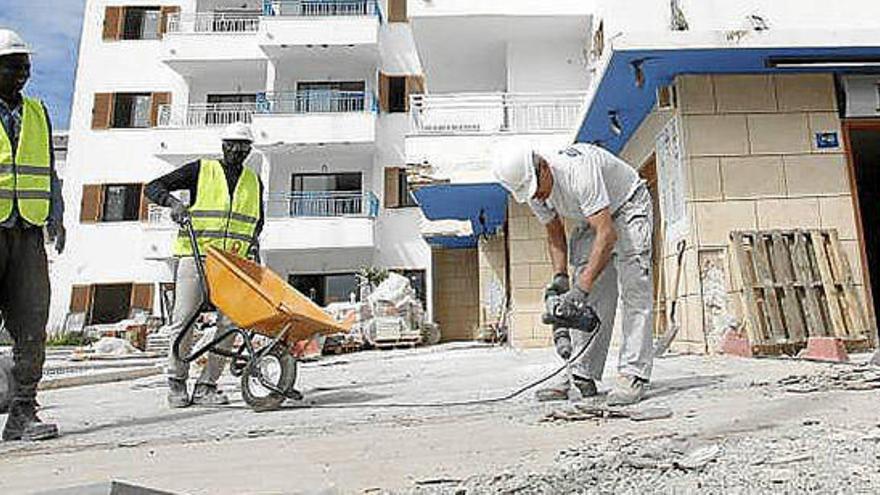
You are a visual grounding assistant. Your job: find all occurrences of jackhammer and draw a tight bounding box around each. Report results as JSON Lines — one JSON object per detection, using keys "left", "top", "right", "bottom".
{"left": 542, "top": 290, "right": 601, "bottom": 401}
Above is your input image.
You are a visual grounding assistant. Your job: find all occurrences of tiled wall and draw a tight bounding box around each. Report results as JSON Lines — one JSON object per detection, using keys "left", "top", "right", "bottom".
{"left": 433, "top": 248, "right": 480, "bottom": 341}
{"left": 507, "top": 201, "right": 555, "bottom": 348}
{"left": 674, "top": 73, "right": 867, "bottom": 351}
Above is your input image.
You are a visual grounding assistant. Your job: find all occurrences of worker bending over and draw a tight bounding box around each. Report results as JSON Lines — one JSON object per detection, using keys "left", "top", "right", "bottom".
{"left": 493, "top": 143, "right": 654, "bottom": 406}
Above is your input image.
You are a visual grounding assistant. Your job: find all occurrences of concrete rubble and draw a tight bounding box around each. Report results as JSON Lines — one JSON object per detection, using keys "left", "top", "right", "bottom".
{"left": 2, "top": 344, "right": 880, "bottom": 494}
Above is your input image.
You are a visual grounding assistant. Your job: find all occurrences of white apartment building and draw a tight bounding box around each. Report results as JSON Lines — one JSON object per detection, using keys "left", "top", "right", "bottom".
{"left": 56, "top": 0, "right": 432, "bottom": 331}
{"left": 55, "top": 0, "right": 594, "bottom": 338}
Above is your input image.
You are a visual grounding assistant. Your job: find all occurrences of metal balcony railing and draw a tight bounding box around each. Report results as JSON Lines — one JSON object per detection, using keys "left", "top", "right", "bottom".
{"left": 166, "top": 12, "right": 261, "bottom": 34}
{"left": 157, "top": 103, "right": 257, "bottom": 128}
{"left": 409, "top": 92, "right": 588, "bottom": 136}
{"left": 269, "top": 191, "right": 379, "bottom": 218}
{"left": 257, "top": 91, "right": 374, "bottom": 114}
{"left": 145, "top": 204, "right": 175, "bottom": 229}
{"left": 262, "top": 0, "right": 380, "bottom": 17}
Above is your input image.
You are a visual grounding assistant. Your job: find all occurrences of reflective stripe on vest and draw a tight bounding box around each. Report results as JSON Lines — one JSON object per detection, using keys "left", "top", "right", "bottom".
{"left": 0, "top": 97, "right": 52, "bottom": 226}
{"left": 173, "top": 159, "right": 261, "bottom": 258}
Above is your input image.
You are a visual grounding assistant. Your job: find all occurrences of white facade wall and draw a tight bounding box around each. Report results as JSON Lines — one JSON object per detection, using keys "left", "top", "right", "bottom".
{"left": 598, "top": 0, "right": 880, "bottom": 37}
{"left": 55, "top": 0, "right": 432, "bottom": 331}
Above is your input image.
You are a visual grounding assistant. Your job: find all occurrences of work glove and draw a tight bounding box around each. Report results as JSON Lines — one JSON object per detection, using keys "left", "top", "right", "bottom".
{"left": 168, "top": 198, "right": 190, "bottom": 226}
{"left": 46, "top": 222, "right": 66, "bottom": 255}
{"left": 544, "top": 273, "right": 570, "bottom": 299}
{"left": 543, "top": 285, "right": 600, "bottom": 334}
{"left": 248, "top": 243, "right": 262, "bottom": 264}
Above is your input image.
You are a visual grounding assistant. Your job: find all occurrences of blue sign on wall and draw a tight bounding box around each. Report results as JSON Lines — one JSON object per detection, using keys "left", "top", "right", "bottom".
{"left": 815, "top": 132, "right": 840, "bottom": 149}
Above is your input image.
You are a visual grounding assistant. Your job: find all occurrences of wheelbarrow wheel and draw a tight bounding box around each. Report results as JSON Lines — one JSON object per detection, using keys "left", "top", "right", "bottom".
{"left": 241, "top": 345, "right": 297, "bottom": 412}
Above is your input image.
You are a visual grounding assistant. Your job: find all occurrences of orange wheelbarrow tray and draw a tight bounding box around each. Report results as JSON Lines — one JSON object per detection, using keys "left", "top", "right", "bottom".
{"left": 172, "top": 219, "right": 350, "bottom": 411}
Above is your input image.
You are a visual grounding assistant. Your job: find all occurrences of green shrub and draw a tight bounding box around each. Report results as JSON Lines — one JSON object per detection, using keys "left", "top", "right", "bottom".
{"left": 46, "top": 332, "right": 95, "bottom": 347}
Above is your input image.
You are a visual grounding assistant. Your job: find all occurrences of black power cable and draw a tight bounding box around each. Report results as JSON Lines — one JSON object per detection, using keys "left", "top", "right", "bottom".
{"left": 287, "top": 328, "right": 600, "bottom": 410}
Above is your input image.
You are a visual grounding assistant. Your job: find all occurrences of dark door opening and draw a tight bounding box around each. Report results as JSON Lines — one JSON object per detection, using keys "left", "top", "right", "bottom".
{"left": 90, "top": 284, "right": 133, "bottom": 325}
{"left": 639, "top": 154, "right": 666, "bottom": 337}
{"left": 845, "top": 125, "right": 880, "bottom": 331}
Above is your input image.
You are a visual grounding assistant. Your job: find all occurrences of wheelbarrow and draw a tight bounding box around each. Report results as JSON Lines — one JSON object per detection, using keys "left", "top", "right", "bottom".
{"left": 173, "top": 218, "right": 350, "bottom": 411}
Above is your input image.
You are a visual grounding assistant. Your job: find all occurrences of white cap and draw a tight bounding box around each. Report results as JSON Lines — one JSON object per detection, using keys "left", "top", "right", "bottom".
{"left": 220, "top": 122, "right": 254, "bottom": 142}
{"left": 0, "top": 29, "right": 31, "bottom": 58}
{"left": 492, "top": 145, "right": 537, "bottom": 203}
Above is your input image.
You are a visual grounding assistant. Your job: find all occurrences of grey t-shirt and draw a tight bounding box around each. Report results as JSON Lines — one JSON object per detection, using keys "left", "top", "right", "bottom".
{"left": 528, "top": 143, "right": 642, "bottom": 225}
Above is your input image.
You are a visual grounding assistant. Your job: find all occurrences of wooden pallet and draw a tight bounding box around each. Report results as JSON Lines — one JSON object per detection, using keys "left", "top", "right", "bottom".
{"left": 729, "top": 229, "right": 873, "bottom": 354}
{"left": 373, "top": 337, "right": 421, "bottom": 350}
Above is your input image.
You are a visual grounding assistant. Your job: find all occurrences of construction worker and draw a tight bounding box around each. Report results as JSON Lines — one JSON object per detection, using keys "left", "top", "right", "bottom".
{"left": 0, "top": 29, "right": 65, "bottom": 441}
{"left": 145, "top": 122, "right": 264, "bottom": 408}
{"left": 493, "top": 143, "right": 654, "bottom": 406}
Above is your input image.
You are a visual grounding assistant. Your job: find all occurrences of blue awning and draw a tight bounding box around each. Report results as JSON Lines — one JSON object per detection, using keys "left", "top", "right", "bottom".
{"left": 576, "top": 45, "right": 880, "bottom": 153}
{"left": 412, "top": 183, "right": 509, "bottom": 249}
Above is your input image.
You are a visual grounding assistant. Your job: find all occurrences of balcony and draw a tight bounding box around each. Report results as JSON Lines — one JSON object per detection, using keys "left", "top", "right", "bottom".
{"left": 262, "top": 191, "right": 379, "bottom": 251}
{"left": 406, "top": 92, "right": 587, "bottom": 184}
{"left": 279, "top": 191, "right": 380, "bottom": 218}
{"left": 162, "top": 11, "right": 266, "bottom": 77}
{"left": 251, "top": 91, "right": 377, "bottom": 146}
{"left": 158, "top": 103, "right": 257, "bottom": 128}
{"left": 258, "top": 0, "right": 381, "bottom": 58}
{"left": 409, "top": 92, "right": 586, "bottom": 136}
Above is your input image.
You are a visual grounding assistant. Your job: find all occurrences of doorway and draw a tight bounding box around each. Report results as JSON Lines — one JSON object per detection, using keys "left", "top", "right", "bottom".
{"left": 90, "top": 284, "right": 133, "bottom": 325}
{"left": 844, "top": 123, "right": 880, "bottom": 331}
{"left": 638, "top": 154, "right": 667, "bottom": 336}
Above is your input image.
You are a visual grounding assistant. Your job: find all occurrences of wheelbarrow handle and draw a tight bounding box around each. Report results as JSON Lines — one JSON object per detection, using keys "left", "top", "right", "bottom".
{"left": 181, "top": 215, "right": 210, "bottom": 305}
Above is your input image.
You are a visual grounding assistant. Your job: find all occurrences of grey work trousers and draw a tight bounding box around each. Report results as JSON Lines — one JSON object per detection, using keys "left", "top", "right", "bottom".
{"left": 569, "top": 185, "right": 654, "bottom": 381}
{"left": 164, "top": 257, "right": 236, "bottom": 384}
{"left": 0, "top": 227, "right": 49, "bottom": 401}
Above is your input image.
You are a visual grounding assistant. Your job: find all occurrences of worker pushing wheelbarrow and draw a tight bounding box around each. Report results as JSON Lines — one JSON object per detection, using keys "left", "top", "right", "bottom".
{"left": 171, "top": 217, "right": 350, "bottom": 411}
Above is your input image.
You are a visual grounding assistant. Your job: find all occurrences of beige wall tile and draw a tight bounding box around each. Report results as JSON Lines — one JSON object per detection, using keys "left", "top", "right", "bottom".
{"left": 714, "top": 75, "right": 777, "bottom": 113}
{"left": 529, "top": 263, "right": 553, "bottom": 287}
{"left": 756, "top": 198, "right": 821, "bottom": 230}
{"left": 819, "top": 196, "right": 859, "bottom": 240}
{"left": 695, "top": 201, "right": 757, "bottom": 246}
{"left": 808, "top": 112, "right": 844, "bottom": 153}
{"left": 783, "top": 154, "right": 850, "bottom": 196}
{"left": 689, "top": 158, "right": 722, "bottom": 200}
{"left": 721, "top": 156, "right": 785, "bottom": 199}
{"left": 684, "top": 114, "right": 749, "bottom": 157}
{"left": 527, "top": 216, "right": 548, "bottom": 240}
{"left": 508, "top": 216, "right": 529, "bottom": 240}
{"left": 747, "top": 113, "right": 811, "bottom": 155}
{"left": 678, "top": 75, "right": 716, "bottom": 114}
{"left": 512, "top": 287, "right": 543, "bottom": 309}
{"left": 775, "top": 74, "right": 836, "bottom": 112}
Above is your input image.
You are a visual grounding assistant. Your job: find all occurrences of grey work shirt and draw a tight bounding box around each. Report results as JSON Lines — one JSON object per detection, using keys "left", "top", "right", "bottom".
{"left": 0, "top": 94, "right": 64, "bottom": 229}
{"left": 528, "top": 143, "right": 642, "bottom": 225}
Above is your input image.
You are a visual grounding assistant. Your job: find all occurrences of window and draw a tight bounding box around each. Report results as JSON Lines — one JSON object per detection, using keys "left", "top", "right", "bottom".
{"left": 122, "top": 7, "right": 162, "bottom": 40}
{"left": 206, "top": 94, "right": 257, "bottom": 125}
{"left": 81, "top": 184, "right": 148, "bottom": 223}
{"left": 290, "top": 173, "right": 364, "bottom": 216}
{"left": 385, "top": 167, "right": 416, "bottom": 208}
{"left": 113, "top": 93, "right": 153, "bottom": 128}
{"left": 379, "top": 73, "right": 424, "bottom": 113}
{"left": 292, "top": 173, "right": 362, "bottom": 193}
{"left": 92, "top": 92, "right": 170, "bottom": 130}
{"left": 102, "top": 184, "right": 143, "bottom": 222}
{"left": 388, "top": 77, "right": 407, "bottom": 113}
{"left": 90, "top": 284, "right": 133, "bottom": 325}
{"left": 289, "top": 273, "right": 359, "bottom": 307}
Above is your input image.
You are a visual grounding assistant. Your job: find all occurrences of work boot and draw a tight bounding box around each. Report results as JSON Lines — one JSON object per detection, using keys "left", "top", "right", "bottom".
{"left": 2, "top": 399, "right": 59, "bottom": 441}
{"left": 191, "top": 383, "right": 229, "bottom": 406}
{"left": 535, "top": 376, "right": 598, "bottom": 402}
{"left": 167, "top": 378, "right": 190, "bottom": 408}
{"left": 607, "top": 376, "right": 649, "bottom": 407}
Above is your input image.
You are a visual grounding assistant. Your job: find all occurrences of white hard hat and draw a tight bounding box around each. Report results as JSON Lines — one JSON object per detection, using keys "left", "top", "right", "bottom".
{"left": 492, "top": 145, "right": 537, "bottom": 203}
{"left": 0, "top": 29, "right": 31, "bottom": 58}
{"left": 220, "top": 122, "right": 254, "bottom": 142}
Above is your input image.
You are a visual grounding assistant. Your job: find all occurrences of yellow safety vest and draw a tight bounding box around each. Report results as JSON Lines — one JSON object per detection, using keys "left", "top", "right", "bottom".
{"left": 174, "top": 159, "right": 261, "bottom": 259}
{"left": 0, "top": 97, "right": 52, "bottom": 227}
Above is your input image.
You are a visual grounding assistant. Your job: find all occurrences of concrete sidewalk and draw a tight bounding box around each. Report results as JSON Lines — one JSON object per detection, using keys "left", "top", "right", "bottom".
{"left": 0, "top": 343, "right": 877, "bottom": 494}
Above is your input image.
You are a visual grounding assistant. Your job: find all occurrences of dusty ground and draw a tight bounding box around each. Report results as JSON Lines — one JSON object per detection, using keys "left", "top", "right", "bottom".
{"left": 0, "top": 343, "right": 879, "bottom": 494}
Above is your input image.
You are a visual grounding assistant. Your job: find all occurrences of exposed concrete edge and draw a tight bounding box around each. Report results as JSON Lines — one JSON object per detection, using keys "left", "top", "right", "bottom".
{"left": 38, "top": 366, "right": 163, "bottom": 391}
